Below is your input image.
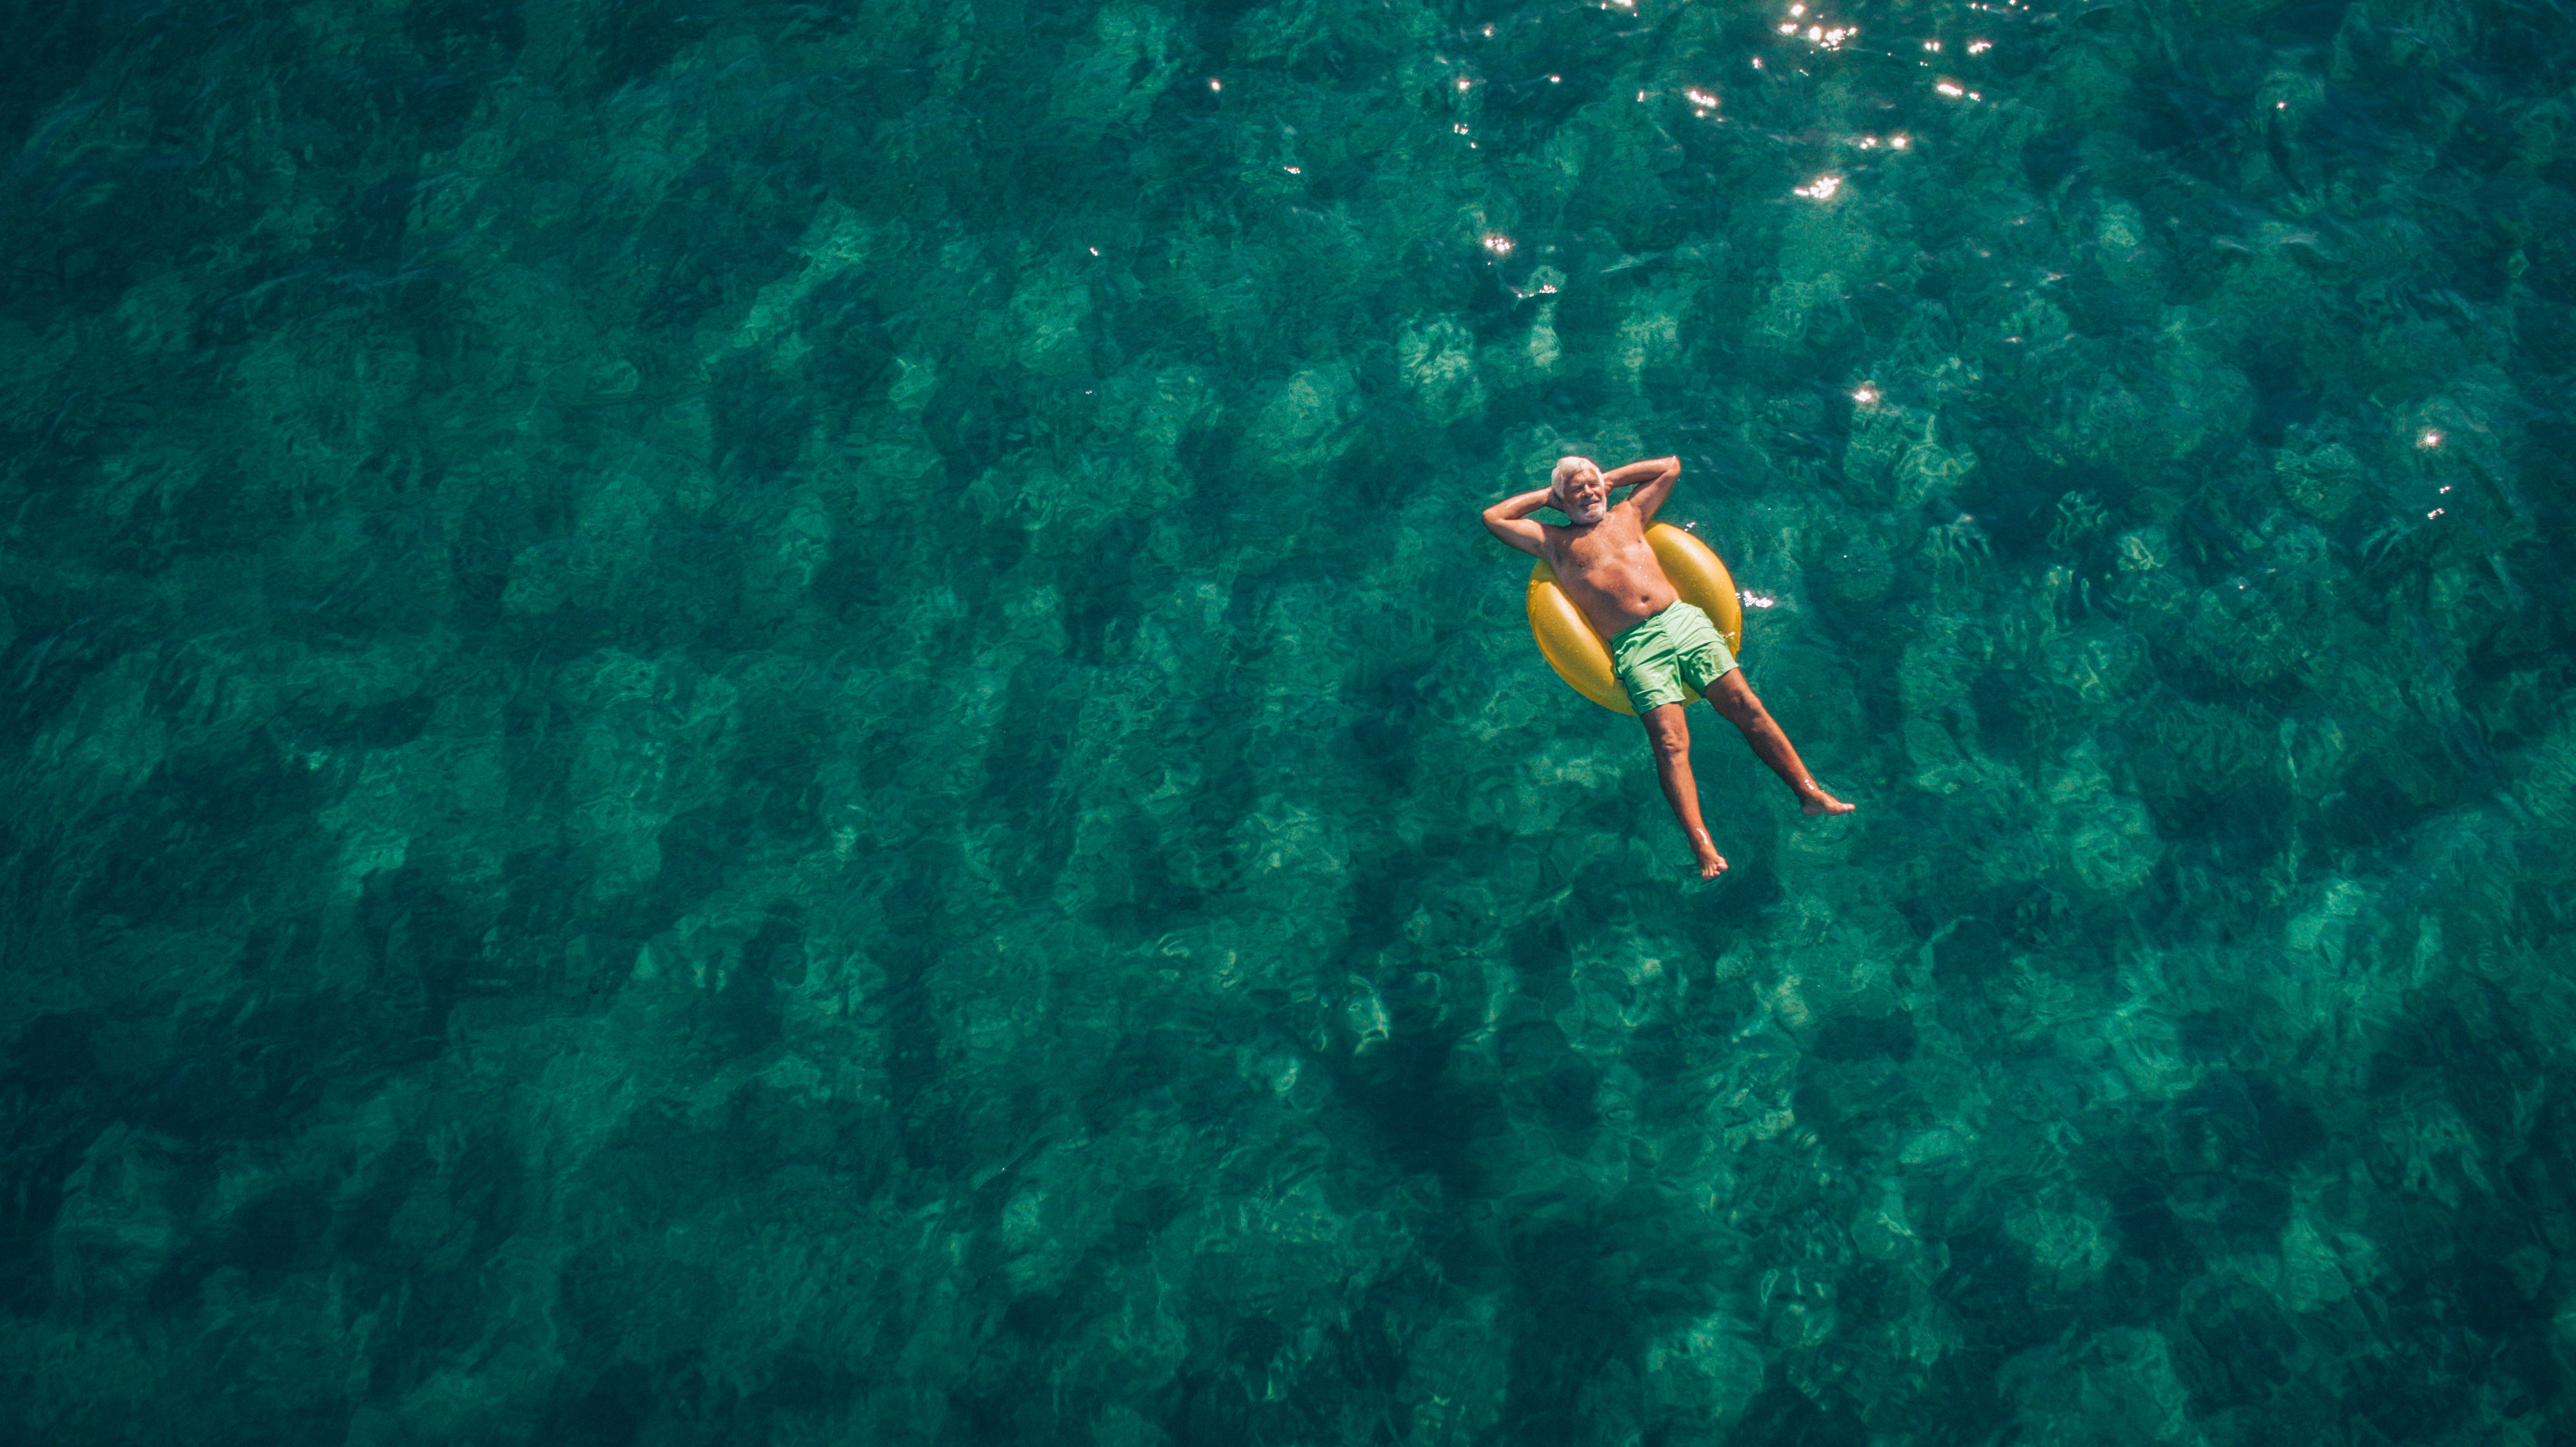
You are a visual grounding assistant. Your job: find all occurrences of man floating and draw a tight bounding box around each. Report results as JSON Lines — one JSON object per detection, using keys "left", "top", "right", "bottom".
{"left": 1482, "top": 455, "right": 1853, "bottom": 878}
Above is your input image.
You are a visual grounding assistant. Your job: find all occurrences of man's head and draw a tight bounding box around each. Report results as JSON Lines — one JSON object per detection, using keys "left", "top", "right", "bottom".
{"left": 1549, "top": 455, "right": 1609, "bottom": 525}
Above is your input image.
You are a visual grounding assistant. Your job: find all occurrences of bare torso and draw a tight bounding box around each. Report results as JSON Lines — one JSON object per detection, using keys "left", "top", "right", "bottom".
{"left": 1541, "top": 509, "right": 1680, "bottom": 639}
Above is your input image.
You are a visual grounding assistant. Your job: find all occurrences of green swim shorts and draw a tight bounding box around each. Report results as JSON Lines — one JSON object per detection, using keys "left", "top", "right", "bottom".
{"left": 1608, "top": 602, "right": 1738, "bottom": 714}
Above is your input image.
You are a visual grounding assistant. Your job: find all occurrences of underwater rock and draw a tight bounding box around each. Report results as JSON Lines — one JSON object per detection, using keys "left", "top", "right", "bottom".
{"left": 2275, "top": 440, "right": 2366, "bottom": 521}
{"left": 1398, "top": 317, "right": 1485, "bottom": 423}
{"left": 1815, "top": 527, "right": 1897, "bottom": 607}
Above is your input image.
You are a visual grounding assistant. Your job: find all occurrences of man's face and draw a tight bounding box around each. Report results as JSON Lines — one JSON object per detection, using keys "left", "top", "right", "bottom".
{"left": 1556, "top": 465, "right": 1609, "bottom": 525}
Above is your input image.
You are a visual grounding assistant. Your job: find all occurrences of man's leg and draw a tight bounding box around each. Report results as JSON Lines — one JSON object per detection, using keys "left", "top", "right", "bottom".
{"left": 1642, "top": 703, "right": 1728, "bottom": 878}
{"left": 1705, "top": 673, "right": 1854, "bottom": 816}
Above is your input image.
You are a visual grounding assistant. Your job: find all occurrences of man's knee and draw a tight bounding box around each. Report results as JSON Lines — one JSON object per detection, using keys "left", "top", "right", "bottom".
{"left": 1708, "top": 672, "right": 1764, "bottom": 724}
{"left": 1642, "top": 707, "right": 1691, "bottom": 756}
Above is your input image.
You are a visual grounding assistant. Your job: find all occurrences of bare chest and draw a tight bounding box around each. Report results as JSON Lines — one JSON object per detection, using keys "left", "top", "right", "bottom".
{"left": 1551, "top": 525, "right": 1651, "bottom": 580}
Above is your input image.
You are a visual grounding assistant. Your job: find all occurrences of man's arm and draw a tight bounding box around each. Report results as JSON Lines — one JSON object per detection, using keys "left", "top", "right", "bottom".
{"left": 1480, "top": 487, "right": 1555, "bottom": 558}
{"left": 1607, "top": 456, "right": 1682, "bottom": 522}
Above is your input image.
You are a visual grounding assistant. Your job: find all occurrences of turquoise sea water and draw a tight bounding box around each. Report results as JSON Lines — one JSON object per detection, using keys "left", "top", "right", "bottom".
{"left": 5, "top": 0, "right": 2575, "bottom": 1441}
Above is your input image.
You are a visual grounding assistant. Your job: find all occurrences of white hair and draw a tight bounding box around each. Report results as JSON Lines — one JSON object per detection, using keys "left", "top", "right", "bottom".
{"left": 1548, "top": 455, "right": 1609, "bottom": 523}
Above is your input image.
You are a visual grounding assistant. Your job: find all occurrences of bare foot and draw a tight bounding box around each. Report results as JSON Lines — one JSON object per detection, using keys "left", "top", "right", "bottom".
{"left": 1799, "top": 782, "right": 1855, "bottom": 816}
{"left": 1689, "top": 833, "right": 1728, "bottom": 878}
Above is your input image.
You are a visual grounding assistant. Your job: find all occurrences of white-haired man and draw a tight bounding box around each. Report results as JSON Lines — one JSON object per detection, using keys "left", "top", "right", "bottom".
{"left": 1482, "top": 454, "right": 1852, "bottom": 878}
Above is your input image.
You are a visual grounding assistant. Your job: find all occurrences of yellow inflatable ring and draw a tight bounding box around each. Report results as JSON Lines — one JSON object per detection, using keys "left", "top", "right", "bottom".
{"left": 1527, "top": 523, "right": 1744, "bottom": 715}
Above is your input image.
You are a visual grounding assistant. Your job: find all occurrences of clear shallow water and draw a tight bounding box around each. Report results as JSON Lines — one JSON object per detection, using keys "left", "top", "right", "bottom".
{"left": 3, "top": 0, "right": 2573, "bottom": 1441}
